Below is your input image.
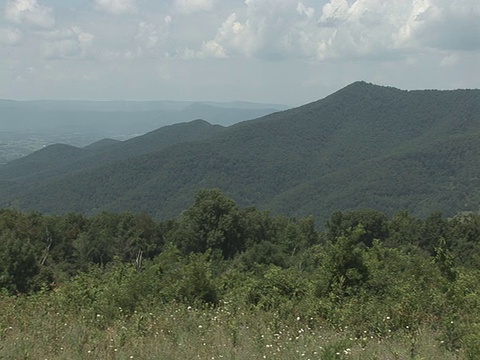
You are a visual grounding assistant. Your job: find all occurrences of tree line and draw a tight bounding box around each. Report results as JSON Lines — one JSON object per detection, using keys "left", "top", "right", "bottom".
{"left": 1, "top": 189, "right": 480, "bottom": 294}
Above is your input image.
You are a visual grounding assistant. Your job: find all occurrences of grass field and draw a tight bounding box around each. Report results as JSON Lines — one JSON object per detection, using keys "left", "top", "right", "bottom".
{"left": 0, "top": 293, "right": 468, "bottom": 360}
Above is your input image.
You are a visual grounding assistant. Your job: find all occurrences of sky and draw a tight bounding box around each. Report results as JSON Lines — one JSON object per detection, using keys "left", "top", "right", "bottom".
{"left": 0, "top": 0, "right": 479, "bottom": 106}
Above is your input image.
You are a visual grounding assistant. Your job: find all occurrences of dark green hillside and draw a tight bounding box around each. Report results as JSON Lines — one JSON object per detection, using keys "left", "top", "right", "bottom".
{"left": 1, "top": 82, "right": 479, "bottom": 224}
{"left": 268, "top": 132, "right": 480, "bottom": 220}
{"left": 0, "top": 144, "right": 86, "bottom": 180}
{"left": 179, "top": 103, "right": 279, "bottom": 126}
{"left": 0, "top": 119, "right": 224, "bottom": 185}
{"left": 89, "top": 119, "right": 224, "bottom": 161}
{"left": 83, "top": 138, "right": 121, "bottom": 150}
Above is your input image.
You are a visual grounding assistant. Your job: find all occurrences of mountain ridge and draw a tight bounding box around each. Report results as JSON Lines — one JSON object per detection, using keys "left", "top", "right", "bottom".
{"left": 1, "top": 82, "right": 479, "bottom": 225}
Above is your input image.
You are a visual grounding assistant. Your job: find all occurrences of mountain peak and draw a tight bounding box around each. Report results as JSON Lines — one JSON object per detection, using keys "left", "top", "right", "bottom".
{"left": 342, "top": 81, "right": 403, "bottom": 92}
{"left": 320, "top": 81, "right": 406, "bottom": 104}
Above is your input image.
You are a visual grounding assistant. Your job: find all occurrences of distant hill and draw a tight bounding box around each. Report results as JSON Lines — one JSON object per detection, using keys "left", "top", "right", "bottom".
{"left": 0, "top": 99, "right": 286, "bottom": 134}
{"left": 0, "top": 119, "right": 224, "bottom": 184}
{"left": 83, "top": 138, "right": 122, "bottom": 150}
{"left": 179, "top": 103, "right": 280, "bottom": 126}
{"left": 1, "top": 82, "right": 479, "bottom": 225}
{"left": 0, "top": 143, "right": 86, "bottom": 180}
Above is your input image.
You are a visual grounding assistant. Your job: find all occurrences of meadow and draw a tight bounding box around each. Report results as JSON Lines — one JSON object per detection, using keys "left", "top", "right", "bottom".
{"left": 0, "top": 292, "right": 468, "bottom": 359}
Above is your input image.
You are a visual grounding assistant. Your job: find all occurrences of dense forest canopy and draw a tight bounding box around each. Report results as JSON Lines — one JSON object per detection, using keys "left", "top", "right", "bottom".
{"left": 2, "top": 188, "right": 480, "bottom": 292}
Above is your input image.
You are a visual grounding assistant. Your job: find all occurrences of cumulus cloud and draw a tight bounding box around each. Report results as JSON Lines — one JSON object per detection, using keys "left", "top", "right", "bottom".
{"left": 199, "top": 39, "right": 227, "bottom": 58}
{"left": 40, "top": 26, "right": 94, "bottom": 59}
{"left": 193, "top": 0, "right": 323, "bottom": 60}
{"left": 133, "top": 16, "right": 172, "bottom": 57}
{"left": 319, "top": 0, "right": 480, "bottom": 56}
{"left": 0, "top": 27, "right": 23, "bottom": 45}
{"left": 94, "top": 0, "right": 137, "bottom": 15}
{"left": 179, "top": 39, "right": 226, "bottom": 59}
{"left": 135, "top": 16, "right": 171, "bottom": 49}
{"left": 175, "top": 0, "right": 215, "bottom": 14}
{"left": 193, "top": 0, "right": 480, "bottom": 61}
{"left": 5, "top": 0, "right": 55, "bottom": 28}
{"left": 401, "top": 0, "right": 480, "bottom": 51}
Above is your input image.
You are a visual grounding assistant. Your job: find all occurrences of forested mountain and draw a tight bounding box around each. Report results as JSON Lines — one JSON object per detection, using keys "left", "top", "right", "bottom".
{"left": 83, "top": 138, "right": 121, "bottom": 150}
{"left": 1, "top": 81, "right": 479, "bottom": 224}
{"left": 0, "top": 119, "right": 224, "bottom": 186}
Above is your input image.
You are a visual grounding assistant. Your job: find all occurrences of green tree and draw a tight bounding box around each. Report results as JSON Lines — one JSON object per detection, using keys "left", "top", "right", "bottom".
{"left": 171, "top": 189, "right": 246, "bottom": 258}
{"left": 0, "top": 230, "right": 40, "bottom": 293}
{"left": 326, "top": 209, "right": 389, "bottom": 247}
{"left": 434, "top": 237, "right": 457, "bottom": 282}
{"left": 421, "top": 211, "right": 450, "bottom": 255}
{"left": 449, "top": 213, "right": 480, "bottom": 267}
{"left": 317, "top": 225, "right": 370, "bottom": 298}
{"left": 387, "top": 210, "right": 423, "bottom": 248}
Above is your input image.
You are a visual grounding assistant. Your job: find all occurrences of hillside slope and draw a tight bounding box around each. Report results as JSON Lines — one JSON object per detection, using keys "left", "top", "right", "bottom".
{"left": 0, "top": 119, "right": 224, "bottom": 184}
{"left": 1, "top": 82, "right": 479, "bottom": 224}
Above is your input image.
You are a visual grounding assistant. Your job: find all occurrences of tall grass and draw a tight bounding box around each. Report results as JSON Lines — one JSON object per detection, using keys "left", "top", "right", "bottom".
{"left": 0, "top": 292, "right": 467, "bottom": 360}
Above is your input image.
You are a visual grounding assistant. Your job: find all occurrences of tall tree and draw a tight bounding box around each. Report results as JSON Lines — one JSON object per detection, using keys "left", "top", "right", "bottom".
{"left": 171, "top": 189, "right": 246, "bottom": 258}
{"left": 0, "top": 230, "right": 40, "bottom": 293}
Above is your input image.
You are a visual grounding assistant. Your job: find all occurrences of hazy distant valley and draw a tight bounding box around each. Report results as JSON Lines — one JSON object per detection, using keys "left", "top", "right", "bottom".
{"left": 0, "top": 99, "right": 287, "bottom": 164}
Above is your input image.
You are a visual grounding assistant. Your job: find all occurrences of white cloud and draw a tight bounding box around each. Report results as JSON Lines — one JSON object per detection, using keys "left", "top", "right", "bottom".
{"left": 194, "top": 0, "right": 325, "bottom": 60}
{"left": 440, "top": 53, "right": 460, "bottom": 67}
{"left": 200, "top": 39, "right": 227, "bottom": 58}
{"left": 135, "top": 16, "right": 172, "bottom": 48}
{"left": 321, "top": 0, "right": 480, "bottom": 57}
{"left": 405, "top": 0, "right": 480, "bottom": 51}
{"left": 133, "top": 16, "right": 172, "bottom": 58}
{"left": 210, "top": 12, "right": 257, "bottom": 57}
{"left": 94, "top": 0, "right": 137, "bottom": 15}
{"left": 297, "top": 3, "right": 315, "bottom": 19}
{"left": 0, "top": 27, "right": 23, "bottom": 45}
{"left": 193, "top": 0, "right": 480, "bottom": 61}
{"left": 5, "top": 0, "right": 54, "bottom": 28}
{"left": 135, "top": 22, "right": 162, "bottom": 49}
{"left": 40, "top": 26, "right": 94, "bottom": 59}
{"left": 175, "top": 0, "right": 215, "bottom": 14}
{"left": 181, "top": 39, "right": 226, "bottom": 59}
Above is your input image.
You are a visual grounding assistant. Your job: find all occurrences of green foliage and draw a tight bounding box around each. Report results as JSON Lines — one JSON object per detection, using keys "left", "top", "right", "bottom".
{"left": 435, "top": 237, "right": 457, "bottom": 282}
{"left": 0, "top": 230, "right": 40, "bottom": 293}
{"left": 245, "top": 266, "right": 311, "bottom": 311}
{"left": 326, "top": 209, "right": 389, "bottom": 247}
{"left": 385, "top": 210, "right": 423, "bottom": 248}
{"left": 421, "top": 211, "right": 450, "bottom": 255}
{"left": 175, "top": 252, "right": 219, "bottom": 305}
{"left": 170, "top": 189, "right": 246, "bottom": 258}
{"left": 449, "top": 212, "right": 480, "bottom": 267}
{"left": 317, "top": 225, "right": 370, "bottom": 298}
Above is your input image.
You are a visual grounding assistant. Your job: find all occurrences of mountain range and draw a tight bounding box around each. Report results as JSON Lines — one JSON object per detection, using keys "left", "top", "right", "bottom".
{"left": 1, "top": 81, "right": 479, "bottom": 225}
